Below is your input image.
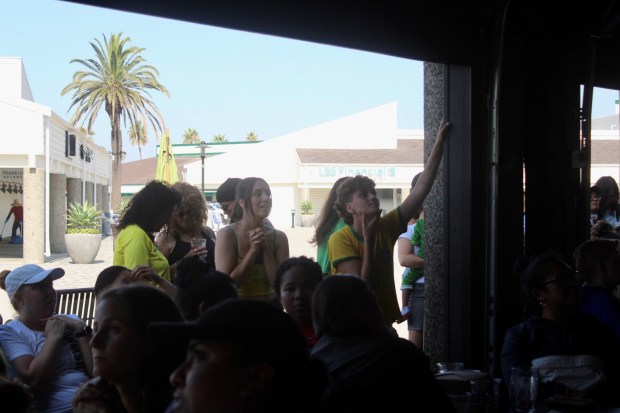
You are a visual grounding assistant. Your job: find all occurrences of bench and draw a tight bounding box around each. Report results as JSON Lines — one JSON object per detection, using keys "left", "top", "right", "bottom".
{"left": 55, "top": 288, "right": 96, "bottom": 327}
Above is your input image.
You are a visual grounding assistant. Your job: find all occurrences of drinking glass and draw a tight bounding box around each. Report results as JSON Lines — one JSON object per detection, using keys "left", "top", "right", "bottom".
{"left": 509, "top": 367, "right": 538, "bottom": 413}
{"left": 436, "top": 362, "right": 465, "bottom": 373}
{"left": 190, "top": 238, "right": 206, "bottom": 249}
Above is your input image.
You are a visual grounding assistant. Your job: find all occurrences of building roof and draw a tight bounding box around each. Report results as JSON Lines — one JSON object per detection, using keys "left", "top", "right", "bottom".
{"left": 297, "top": 139, "right": 424, "bottom": 164}
{"left": 592, "top": 114, "right": 620, "bottom": 130}
{"left": 592, "top": 140, "right": 620, "bottom": 164}
{"left": 122, "top": 156, "right": 199, "bottom": 185}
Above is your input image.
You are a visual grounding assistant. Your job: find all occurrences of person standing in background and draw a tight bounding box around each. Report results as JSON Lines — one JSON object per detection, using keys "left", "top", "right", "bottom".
{"left": 595, "top": 176, "right": 620, "bottom": 229}
{"left": 5, "top": 199, "right": 23, "bottom": 240}
{"left": 311, "top": 177, "right": 348, "bottom": 274}
{"left": 215, "top": 177, "right": 242, "bottom": 223}
{"left": 114, "top": 180, "right": 180, "bottom": 281}
{"left": 327, "top": 120, "right": 451, "bottom": 327}
{"left": 215, "top": 177, "right": 289, "bottom": 303}
{"left": 397, "top": 173, "right": 426, "bottom": 348}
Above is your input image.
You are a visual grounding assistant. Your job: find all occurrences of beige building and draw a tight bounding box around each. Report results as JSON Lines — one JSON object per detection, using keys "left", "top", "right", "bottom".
{"left": 0, "top": 57, "right": 112, "bottom": 262}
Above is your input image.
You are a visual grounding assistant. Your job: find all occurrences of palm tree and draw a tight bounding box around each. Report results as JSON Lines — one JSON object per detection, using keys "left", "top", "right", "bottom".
{"left": 128, "top": 120, "right": 148, "bottom": 160}
{"left": 183, "top": 128, "right": 201, "bottom": 144}
{"left": 212, "top": 133, "right": 228, "bottom": 143}
{"left": 61, "top": 32, "right": 169, "bottom": 210}
{"left": 246, "top": 131, "right": 259, "bottom": 142}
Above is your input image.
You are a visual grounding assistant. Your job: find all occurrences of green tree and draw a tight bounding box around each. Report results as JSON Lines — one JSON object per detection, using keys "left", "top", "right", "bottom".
{"left": 246, "top": 131, "right": 259, "bottom": 141}
{"left": 128, "top": 120, "right": 148, "bottom": 160}
{"left": 183, "top": 128, "right": 201, "bottom": 144}
{"left": 61, "top": 32, "right": 169, "bottom": 210}
{"left": 212, "top": 133, "right": 228, "bottom": 143}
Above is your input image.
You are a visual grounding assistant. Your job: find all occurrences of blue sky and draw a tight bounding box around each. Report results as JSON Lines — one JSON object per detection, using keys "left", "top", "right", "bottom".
{"left": 3, "top": 0, "right": 618, "bottom": 162}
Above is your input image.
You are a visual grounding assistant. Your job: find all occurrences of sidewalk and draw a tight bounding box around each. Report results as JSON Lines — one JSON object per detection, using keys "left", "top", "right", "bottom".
{"left": 0, "top": 226, "right": 407, "bottom": 338}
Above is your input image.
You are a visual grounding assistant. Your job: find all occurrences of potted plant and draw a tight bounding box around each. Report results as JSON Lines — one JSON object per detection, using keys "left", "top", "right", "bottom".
{"left": 300, "top": 200, "right": 316, "bottom": 227}
{"left": 64, "top": 201, "right": 103, "bottom": 264}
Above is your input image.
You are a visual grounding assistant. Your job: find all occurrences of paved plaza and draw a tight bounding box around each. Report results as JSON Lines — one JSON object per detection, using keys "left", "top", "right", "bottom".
{"left": 0, "top": 226, "right": 407, "bottom": 338}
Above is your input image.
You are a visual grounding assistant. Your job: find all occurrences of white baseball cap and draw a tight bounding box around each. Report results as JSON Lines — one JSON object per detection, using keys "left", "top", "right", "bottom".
{"left": 5, "top": 264, "right": 64, "bottom": 300}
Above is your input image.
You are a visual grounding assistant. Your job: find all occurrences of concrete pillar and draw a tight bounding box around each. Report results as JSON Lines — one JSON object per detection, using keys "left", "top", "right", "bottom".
{"left": 85, "top": 182, "right": 94, "bottom": 204}
{"left": 23, "top": 168, "right": 45, "bottom": 263}
{"left": 95, "top": 184, "right": 104, "bottom": 211}
{"left": 67, "top": 178, "right": 81, "bottom": 207}
{"left": 423, "top": 62, "right": 446, "bottom": 365}
{"left": 101, "top": 185, "right": 110, "bottom": 214}
{"left": 49, "top": 174, "right": 66, "bottom": 253}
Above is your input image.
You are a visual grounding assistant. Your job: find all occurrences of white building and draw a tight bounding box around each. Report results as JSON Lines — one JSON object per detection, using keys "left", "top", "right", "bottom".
{"left": 0, "top": 57, "right": 112, "bottom": 262}
{"left": 123, "top": 101, "right": 620, "bottom": 230}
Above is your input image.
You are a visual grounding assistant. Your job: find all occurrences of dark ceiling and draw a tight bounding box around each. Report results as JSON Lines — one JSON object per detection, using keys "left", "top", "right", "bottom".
{"left": 62, "top": 0, "right": 620, "bottom": 89}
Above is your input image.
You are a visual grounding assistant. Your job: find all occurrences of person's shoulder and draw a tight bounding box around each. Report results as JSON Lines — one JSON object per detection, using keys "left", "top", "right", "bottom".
{"left": 329, "top": 225, "right": 352, "bottom": 242}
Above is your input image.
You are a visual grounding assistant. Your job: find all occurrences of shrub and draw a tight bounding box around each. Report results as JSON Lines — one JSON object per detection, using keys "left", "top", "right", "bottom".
{"left": 67, "top": 201, "right": 102, "bottom": 234}
{"left": 300, "top": 200, "right": 313, "bottom": 215}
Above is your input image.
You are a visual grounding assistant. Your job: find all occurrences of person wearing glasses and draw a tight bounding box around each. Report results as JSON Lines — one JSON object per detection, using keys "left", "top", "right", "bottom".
{"left": 156, "top": 182, "right": 216, "bottom": 282}
{"left": 500, "top": 251, "right": 620, "bottom": 406}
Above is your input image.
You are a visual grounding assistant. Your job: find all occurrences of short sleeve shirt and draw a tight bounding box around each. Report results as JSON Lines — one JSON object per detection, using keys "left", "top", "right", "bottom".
{"left": 0, "top": 318, "right": 90, "bottom": 412}
{"left": 328, "top": 208, "right": 405, "bottom": 324}
{"left": 114, "top": 224, "right": 170, "bottom": 280}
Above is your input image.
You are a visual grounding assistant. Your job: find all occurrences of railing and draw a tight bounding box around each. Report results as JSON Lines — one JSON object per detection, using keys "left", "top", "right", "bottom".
{"left": 55, "top": 287, "right": 96, "bottom": 327}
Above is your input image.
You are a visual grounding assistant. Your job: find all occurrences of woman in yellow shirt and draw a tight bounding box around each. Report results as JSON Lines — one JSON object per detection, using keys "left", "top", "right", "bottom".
{"left": 113, "top": 181, "right": 180, "bottom": 281}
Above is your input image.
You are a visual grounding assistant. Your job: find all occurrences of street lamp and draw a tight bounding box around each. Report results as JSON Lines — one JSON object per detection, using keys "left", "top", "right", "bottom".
{"left": 196, "top": 141, "right": 209, "bottom": 200}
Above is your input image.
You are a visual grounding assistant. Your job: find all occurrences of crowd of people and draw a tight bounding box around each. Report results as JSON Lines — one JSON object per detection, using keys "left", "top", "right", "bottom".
{"left": 1, "top": 118, "right": 620, "bottom": 412}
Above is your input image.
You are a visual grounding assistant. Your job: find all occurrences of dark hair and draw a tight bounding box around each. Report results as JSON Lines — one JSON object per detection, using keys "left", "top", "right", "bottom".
{"left": 512, "top": 251, "right": 575, "bottom": 315}
{"left": 229, "top": 177, "right": 270, "bottom": 224}
{"left": 595, "top": 176, "right": 620, "bottom": 216}
{"left": 94, "top": 265, "right": 129, "bottom": 298}
{"left": 411, "top": 172, "right": 423, "bottom": 220}
{"left": 196, "top": 299, "right": 327, "bottom": 412}
{"left": 118, "top": 180, "right": 180, "bottom": 235}
{"left": 274, "top": 256, "right": 323, "bottom": 298}
{"left": 590, "top": 185, "right": 602, "bottom": 197}
{"left": 312, "top": 275, "right": 388, "bottom": 338}
{"left": 216, "top": 177, "right": 241, "bottom": 203}
{"left": 334, "top": 175, "right": 376, "bottom": 225}
{"left": 98, "top": 285, "right": 184, "bottom": 412}
{"left": 590, "top": 220, "right": 620, "bottom": 240}
{"left": 573, "top": 239, "right": 620, "bottom": 284}
{"left": 311, "top": 177, "right": 348, "bottom": 246}
{"left": 175, "top": 256, "right": 238, "bottom": 320}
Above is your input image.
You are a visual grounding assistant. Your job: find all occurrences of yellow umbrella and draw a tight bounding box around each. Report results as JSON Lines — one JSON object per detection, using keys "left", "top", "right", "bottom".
{"left": 155, "top": 129, "right": 179, "bottom": 184}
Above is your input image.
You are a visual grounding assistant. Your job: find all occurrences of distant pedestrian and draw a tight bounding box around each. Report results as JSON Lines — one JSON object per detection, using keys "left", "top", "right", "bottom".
{"left": 5, "top": 199, "right": 23, "bottom": 239}
{"left": 215, "top": 177, "right": 242, "bottom": 223}
{"left": 311, "top": 177, "right": 348, "bottom": 274}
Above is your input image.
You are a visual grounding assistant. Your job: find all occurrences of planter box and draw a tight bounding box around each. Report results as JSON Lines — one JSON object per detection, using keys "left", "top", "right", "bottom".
{"left": 300, "top": 214, "right": 316, "bottom": 227}
{"left": 64, "top": 233, "right": 103, "bottom": 264}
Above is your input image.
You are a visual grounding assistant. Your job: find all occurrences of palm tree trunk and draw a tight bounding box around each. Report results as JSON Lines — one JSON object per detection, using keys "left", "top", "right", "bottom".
{"left": 111, "top": 112, "right": 123, "bottom": 211}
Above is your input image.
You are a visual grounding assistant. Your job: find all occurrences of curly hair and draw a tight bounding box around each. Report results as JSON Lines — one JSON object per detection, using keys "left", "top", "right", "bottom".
{"left": 119, "top": 180, "right": 180, "bottom": 234}
{"left": 170, "top": 182, "right": 207, "bottom": 232}
{"left": 311, "top": 177, "right": 348, "bottom": 246}
{"left": 273, "top": 256, "right": 323, "bottom": 297}
{"left": 333, "top": 175, "right": 376, "bottom": 225}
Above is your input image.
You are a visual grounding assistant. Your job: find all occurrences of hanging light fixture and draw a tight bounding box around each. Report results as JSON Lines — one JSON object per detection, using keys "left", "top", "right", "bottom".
{"left": 18, "top": 184, "right": 23, "bottom": 194}
{"left": 7, "top": 183, "right": 13, "bottom": 194}
{"left": 0, "top": 183, "right": 6, "bottom": 194}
